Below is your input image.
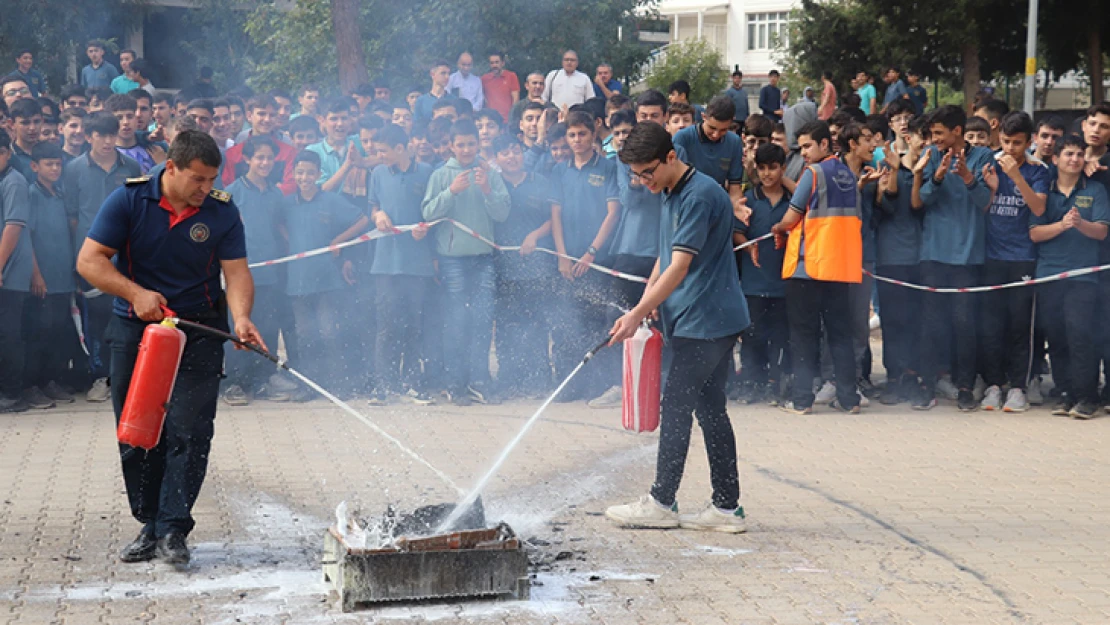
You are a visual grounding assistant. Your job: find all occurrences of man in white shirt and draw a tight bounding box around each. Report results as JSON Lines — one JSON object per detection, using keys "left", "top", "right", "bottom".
{"left": 543, "top": 50, "right": 592, "bottom": 108}
{"left": 447, "top": 52, "right": 484, "bottom": 111}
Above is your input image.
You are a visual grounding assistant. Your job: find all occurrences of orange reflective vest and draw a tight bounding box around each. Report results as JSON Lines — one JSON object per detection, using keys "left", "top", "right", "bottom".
{"left": 781, "top": 157, "right": 863, "bottom": 283}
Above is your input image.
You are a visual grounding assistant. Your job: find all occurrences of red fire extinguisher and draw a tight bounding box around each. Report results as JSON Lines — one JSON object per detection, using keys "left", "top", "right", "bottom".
{"left": 622, "top": 323, "right": 663, "bottom": 433}
{"left": 117, "top": 314, "right": 187, "bottom": 450}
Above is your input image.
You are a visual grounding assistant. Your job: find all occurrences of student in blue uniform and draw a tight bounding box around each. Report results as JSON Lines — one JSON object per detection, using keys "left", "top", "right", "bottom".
{"left": 0, "top": 129, "right": 35, "bottom": 413}
{"left": 978, "top": 111, "right": 1049, "bottom": 413}
{"left": 914, "top": 105, "right": 994, "bottom": 411}
{"left": 549, "top": 110, "right": 622, "bottom": 405}
{"left": 283, "top": 150, "right": 369, "bottom": 394}
{"left": 672, "top": 96, "right": 745, "bottom": 211}
{"left": 365, "top": 124, "right": 435, "bottom": 406}
{"left": 875, "top": 117, "right": 926, "bottom": 405}
{"left": 734, "top": 143, "right": 791, "bottom": 405}
{"left": 23, "top": 142, "right": 78, "bottom": 409}
{"left": 606, "top": 122, "right": 749, "bottom": 533}
{"left": 610, "top": 117, "right": 662, "bottom": 309}
{"left": 1030, "top": 136, "right": 1110, "bottom": 419}
{"left": 222, "top": 136, "right": 289, "bottom": 405}
{"left": 493, "top": 135, "right": 557, "bottom": 399}
{"left": 62, "top": 112, "right": 141, "bottom": 402}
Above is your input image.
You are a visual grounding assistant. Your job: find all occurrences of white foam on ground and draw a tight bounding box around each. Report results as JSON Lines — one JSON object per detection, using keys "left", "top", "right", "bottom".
{"left": 680, "top": 545, "right": 754, "bottom": 557}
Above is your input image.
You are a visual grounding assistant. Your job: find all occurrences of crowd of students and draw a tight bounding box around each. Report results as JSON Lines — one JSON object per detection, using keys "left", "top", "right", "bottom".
{"left": 2, "top": 42, "right": 1110, "bottom": 419}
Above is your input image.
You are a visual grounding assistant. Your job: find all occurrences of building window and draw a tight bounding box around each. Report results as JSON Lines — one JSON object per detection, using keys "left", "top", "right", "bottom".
{"left": 747, "top": 12, "right": 790, "bottom": 51}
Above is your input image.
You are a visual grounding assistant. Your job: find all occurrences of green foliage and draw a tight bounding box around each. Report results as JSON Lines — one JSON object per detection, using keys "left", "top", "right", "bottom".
{"left": 0, "top": 0, "right": 143, "bottom": 92}
{"left": 174, "top": 1, "right": 262, "bottom": 89}
{"left": 243, "top": 0, "right": 657, "bottom": 95}
{"left": 644, "top": 39, "right": 727, "bottom": 105}
{"left": 784, "top": 0, "right": 1026, "bottom": 93}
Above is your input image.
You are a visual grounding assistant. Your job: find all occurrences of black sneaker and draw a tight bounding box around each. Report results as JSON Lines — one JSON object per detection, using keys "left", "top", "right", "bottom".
{"left": 1070, "top": 401, "right": 1099, "bottom": 420}
{"left": 898, "top": 374, "right": 917, "bottom": 403}
{"left": 0, "top": 396, "right": 29, "bottom": 413}
{"left": 1051, "top": 395, "right": 1074, "bottom": 417}
{"left": 119, "top": 531, "right": 157, "bottom": 563}
{"left": 742, "top": 382, "right": 765, "bottom": 405}
{"left": 446, "top": 389, "right": 473, "bottom": 407}
{"left": 879, "top": 377, "right": 902, "bottom": 405}
{"left": 957, "top": 390, "right": 977, "bottom": 412}
{"left": 156, "top": 532, "right": 190, "bottom": 565}
{"left": 911, "top": 386, "right": 936, "bottom": 411}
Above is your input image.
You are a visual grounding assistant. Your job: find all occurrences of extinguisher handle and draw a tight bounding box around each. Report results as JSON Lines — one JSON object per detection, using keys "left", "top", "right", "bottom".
{"left": 159, "top": 304, "right": 177, "bottom": 320}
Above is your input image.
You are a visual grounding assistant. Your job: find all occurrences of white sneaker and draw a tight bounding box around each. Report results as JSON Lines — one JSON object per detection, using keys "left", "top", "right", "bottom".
{"left": 86, "top": 377, "right": 110, "bottom": 403}
{"left": 980, "top": 385, "right": 1002, "bottom": 411}
{"left": 935, "top": 376, "right": 959, "bottom": 400}
{"left": 1003, "top": 387, "right": 1028, "bottom": 413}
{"left": 269, "top": 373, "right": 298, "bottom": 393}
{"left": 679, "top": 505, "right": 747, "bottom": 534}
{"left": 869, "top": 314, "right": 881, "bottom": 331}
{"left": 587, "top": 385, "right": 623, "bottom": 409}
{"left": 973, "top": 376, "right": 988, "bottom": 402}
{"left": 1026, "top": 377, "right": 1043, "bottom": 406}
{"left": 605, "top": 495, "right": 679, "bottom": 529}
{"left": 814, "top": 381, "right": 837, "bottom": 404}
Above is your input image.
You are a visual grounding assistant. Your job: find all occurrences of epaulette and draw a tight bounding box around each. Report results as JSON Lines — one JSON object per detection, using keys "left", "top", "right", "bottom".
{"left": 209, "top": 189, "right": 231, "bottom": 203}
{"left": 125, "top": 176, "right": 151, "bottom": 186}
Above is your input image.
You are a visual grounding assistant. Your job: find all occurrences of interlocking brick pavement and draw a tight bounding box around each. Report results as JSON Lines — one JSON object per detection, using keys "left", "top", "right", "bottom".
{"left": 1, "top": 374, "right": 1108, "bottom": 624}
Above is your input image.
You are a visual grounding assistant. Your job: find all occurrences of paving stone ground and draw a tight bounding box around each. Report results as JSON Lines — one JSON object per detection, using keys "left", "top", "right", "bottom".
{"left": 1, "top": 355, "right": 1108, "bottom": 624}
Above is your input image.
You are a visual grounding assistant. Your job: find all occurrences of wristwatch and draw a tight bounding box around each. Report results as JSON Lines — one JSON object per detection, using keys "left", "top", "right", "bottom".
{"left": 587, "top": 246, "right": 598, "bottom": 256}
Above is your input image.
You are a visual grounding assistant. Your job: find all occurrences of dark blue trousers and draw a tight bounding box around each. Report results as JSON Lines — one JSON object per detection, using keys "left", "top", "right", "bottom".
{"left": 108, "top": 315, "right": 225, "bottom": 538}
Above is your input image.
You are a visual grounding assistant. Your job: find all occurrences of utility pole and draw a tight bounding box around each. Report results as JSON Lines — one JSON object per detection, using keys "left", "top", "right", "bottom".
{"left": 1023, "top": 0, "right": 1038, "bottom": 115}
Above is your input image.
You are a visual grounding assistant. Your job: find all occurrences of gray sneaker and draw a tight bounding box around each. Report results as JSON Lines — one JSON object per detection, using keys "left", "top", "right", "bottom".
{"left": 1002, "top": 387, "right": 1028, "bottom": 413}
{"left": 43, "top": 381, "right": 75, "bottom": 403}
{"left": 1026, "top": 377, "right": 1044, "bottom": 406}
{"left": 979, "top": 385, "right": 1002, "bottom": 411}
{"left": 814, "top": 381, "right": 837, "bottom": 404}
{"left": 86, "top": 377, "right": 110, "bottom": 403}
{"left": 935, "top": 376, "right": 959, "bottom": 400}
{"left": 587, "top": 385, "right": 623, "bottom": 408}
{"left": 23, "top": 386, "right": 56, "bottom": 410}
{"left": 222, "top": 384, "right": 250, "bottom": 406}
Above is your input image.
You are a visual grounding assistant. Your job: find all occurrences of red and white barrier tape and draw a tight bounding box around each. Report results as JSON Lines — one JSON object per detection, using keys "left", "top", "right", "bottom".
{"left": 865, "top": 264, "right": 1110, "bottom": 293}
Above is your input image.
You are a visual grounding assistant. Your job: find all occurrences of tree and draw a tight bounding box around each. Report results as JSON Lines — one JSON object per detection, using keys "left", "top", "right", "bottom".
{"left": 644, "top": 39, "right": 727, "bottom": 104}
{"left": 243, "top": 0, "right": 656, "bottom": 95}
{"left": 1040, "top": 0, "right": 1109, "bottom": 104}
{"left": 331, "top": 0, "right": 370, "bottom": 92}
{"left": 785, "top": 0, "right": 1026, "bottom": 108}
{"left": 0, "top": 0, "right": 144, "bottom": 91}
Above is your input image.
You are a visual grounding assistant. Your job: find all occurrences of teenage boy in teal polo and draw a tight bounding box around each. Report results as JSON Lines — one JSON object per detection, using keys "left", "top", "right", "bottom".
{"left": 367, "top": 124, "right": 435, "bottom": 406}
{"left": 606, "top": 122, "right": 749, "bottom": 533}
{"left": 1030, "top": 135, "right": 1110, "bottom": 419}
{"left": 549, "top": 110, "right": 621, "bottom": 405}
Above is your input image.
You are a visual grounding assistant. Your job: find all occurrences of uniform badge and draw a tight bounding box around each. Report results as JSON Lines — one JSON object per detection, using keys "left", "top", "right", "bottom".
{"left": 189, "top": 223, "right": 210, "bottom": 243}
{"left": 588, "top": 174, "right": 605, "bottom": 187}
{"left": 209, "top": 189, "right": 231, "bottom": 203}
{"left": 1076, "top": 196, "right": 1093, "bottom": 209}
{"left": 125, "top": 176, "right": 150, "bottom": 186}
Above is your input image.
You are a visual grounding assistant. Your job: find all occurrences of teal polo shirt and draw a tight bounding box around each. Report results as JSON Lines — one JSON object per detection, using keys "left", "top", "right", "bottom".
{"left": 550, "top": 152, "right": 620, "bottom": 258}
{"left": 1031, "top": 177, "right": 1110, "bottom": 283}
{"left": 282, "top": 190, "right": 363, "bottom": 296}
{"left": 226, "top": 177, "right": 285, "bottom": 287}
{"left": 672, "top": 123, "right": 744, "bottom": 188}
{"left": 28, "top": 181, "right": 76, "bottom": 294}
{"left": 0, "top": 167, "right": 33, "bottom": 293}
{"left": 62, "top": 152, "right": 142, "bottom": 250}
{"left": 658, "top": 167, "right": 749, "bottom": 340}
{"left": 610, "top": 161, "right": 661, "bottom": 259}
{"left": 368, "top": 161, "right": 435, "bottom": 277}
{"left": 735, "top": 186, "right": 789, "bottom": 297}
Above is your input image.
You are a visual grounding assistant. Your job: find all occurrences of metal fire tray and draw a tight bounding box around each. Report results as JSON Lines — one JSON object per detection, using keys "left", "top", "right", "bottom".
{"left": 322, "top": 523, "right": 530, "bottom": 611}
